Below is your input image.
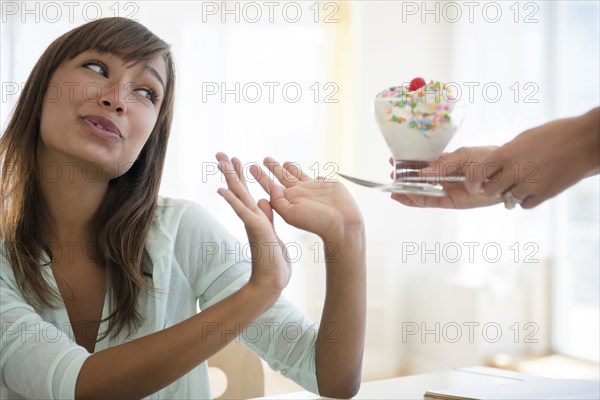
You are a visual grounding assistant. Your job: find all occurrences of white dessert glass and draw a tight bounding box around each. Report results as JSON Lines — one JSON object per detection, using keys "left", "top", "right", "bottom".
{"left": 374, "top": 82, "right": 467, "bottom": 196}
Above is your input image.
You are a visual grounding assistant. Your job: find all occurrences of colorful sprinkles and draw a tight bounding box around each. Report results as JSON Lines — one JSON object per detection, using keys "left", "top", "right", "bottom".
{"left": 377, "top": 79, "right": 457, "bottom": 133}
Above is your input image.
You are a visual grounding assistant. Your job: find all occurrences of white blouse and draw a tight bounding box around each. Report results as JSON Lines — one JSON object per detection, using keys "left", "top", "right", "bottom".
{"left": 0, "top": 197, "right": 319, "bottom": 399}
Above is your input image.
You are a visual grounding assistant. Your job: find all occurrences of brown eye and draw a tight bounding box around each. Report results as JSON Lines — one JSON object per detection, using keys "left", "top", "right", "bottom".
{"left": 136, "top": 88, "right": 160, "bottom": 104}
{"left": 83, "top": 61, "right": 108, "bottom": 77}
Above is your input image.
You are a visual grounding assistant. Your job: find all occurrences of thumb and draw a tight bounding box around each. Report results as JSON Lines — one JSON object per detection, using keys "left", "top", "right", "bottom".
{"left": 464, "top": 153, "right": 489, "bottom": 194}
{"left": 463, "top": 145, "right": 505, "bottom": 193}
{"left": 257, "top": 199, "right": 274, "bottom": 224}
{"left": 268, "top": 182, "right": 293, "bottom": 221}
{"left": 419, "top": 152, "right": 460, "bottom": 177}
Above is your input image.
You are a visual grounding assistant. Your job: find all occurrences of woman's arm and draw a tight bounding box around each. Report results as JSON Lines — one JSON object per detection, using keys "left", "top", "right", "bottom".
{"left": 246, "top": 156, "right": 367, "bottom": 398}
{"left": 315, "top": 225, "right": 366, "bottom": 397}
{"left": 2, "top": 194, "right": 294, "bottom": 400}
{"left": 1, "top": 273, "right": 276, "bottom": 400}
{"left": 76, "top": 283, "right": 278, "bottom": 399}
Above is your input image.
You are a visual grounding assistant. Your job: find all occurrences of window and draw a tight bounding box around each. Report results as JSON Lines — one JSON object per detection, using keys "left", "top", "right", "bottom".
{"left": 550, "top": 1, "right": 600, "bottom": 363}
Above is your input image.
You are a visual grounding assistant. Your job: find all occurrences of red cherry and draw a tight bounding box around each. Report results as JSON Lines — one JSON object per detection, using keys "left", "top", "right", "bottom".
{"left": 408, "top": 77, "right": 426, "bottom": 91}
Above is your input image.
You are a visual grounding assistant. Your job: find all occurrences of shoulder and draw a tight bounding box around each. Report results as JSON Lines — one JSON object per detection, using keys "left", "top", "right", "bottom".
{"left": 154, "top": 196, "right": 207, "bottom": 224}
{"left": 153, "top": 196, "right": 223, "bottom": 232}
{"left": 146, "top": 196, "right": 243, "bottom": 277}
{"left": 150, "top": 196, "right": 238, "bottom": 248}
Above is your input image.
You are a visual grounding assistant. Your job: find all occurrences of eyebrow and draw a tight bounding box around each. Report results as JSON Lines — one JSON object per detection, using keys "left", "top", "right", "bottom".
{"left": 145, "top": 65, "right": 166, "bottom": 92}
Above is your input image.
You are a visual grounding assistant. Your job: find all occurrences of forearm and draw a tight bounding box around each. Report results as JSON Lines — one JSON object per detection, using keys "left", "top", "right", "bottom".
{"left": 315, "top": 225, "right": 366, "bottom": 398}
{"left": 579, "top": 106, "right": 600, "bottom": 177}
{"left": 75, "top": 284, "right": 277, "bottom": 399}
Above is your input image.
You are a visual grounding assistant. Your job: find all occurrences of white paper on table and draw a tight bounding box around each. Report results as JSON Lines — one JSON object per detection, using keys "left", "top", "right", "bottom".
{"left": 423, "top": 379, "right": 600, "bottom": 400}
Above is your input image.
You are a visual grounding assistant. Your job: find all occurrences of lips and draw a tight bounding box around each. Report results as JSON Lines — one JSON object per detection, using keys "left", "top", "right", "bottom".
{"left": 81, "top": 115, "right": 122, "bottom": 137}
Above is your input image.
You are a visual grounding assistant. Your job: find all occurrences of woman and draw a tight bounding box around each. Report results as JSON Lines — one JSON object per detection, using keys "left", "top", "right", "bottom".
{"left": 0, "top": 18, "right": 366, "bottom": 399}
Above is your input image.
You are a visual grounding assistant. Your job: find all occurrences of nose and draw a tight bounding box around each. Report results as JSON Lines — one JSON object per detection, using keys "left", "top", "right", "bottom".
{"left": 97, "top": 84, "right": 127, "bottom": 113}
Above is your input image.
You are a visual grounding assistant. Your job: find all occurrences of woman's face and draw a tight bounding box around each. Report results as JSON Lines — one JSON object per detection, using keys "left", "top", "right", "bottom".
{"left": 38, "top": 50, "right": 167, "bottom": 180}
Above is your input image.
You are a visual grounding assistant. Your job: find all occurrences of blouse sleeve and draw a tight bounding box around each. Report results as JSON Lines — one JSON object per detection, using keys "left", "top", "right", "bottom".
{"left": 169, "top": 200, "right": 320, "bottom": 395}
{"left": 0, "top": 262, "right": 91, "bottom": 399}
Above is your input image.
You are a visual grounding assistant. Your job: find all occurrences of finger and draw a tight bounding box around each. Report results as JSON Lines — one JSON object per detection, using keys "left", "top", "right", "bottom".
{"left": 480, "top": 143, "right": 529, "bottom": 198}
{"left": 391, "top": 193, "right": 419, "bottom": 207}
{"left": 217, "top": 187, "right": 256, "bottom": 221}
{"left": 509, "top": 185, "right": 536, "bottom": 210}
{"left": 216, "top": 154, "right": 250, "bottom": 191}
{"left": 481, "top": 163, "right": 518, "bottom": 197}
{"left": 257, "top": 198, "right": 274, "bottom": 223}
{"left": 215, "top": 151, "right": 231, "bottom": 164}
{"left": 408, "top": 162, "right": 460, "bottom": 179}
{"left": 423, "top": 149, "right": 464, "bottom": 175}
{"left": 231, "top": 157, "right": 249, "bottom": 190}
{"left": 216, "top": 152, "right": 238, "bottom": 184}
{"left": 466, "top": 158, "right": 501, "bottom": 194}
{"left": 267, "top": 182, "right": 294, "bottom": 221}
{"left": 389, "top": 156, "right": 394, "bottom": 166}
{"left": 427, "top": 155, "right": 463, "bottom": 177}
{"left": 249, "top": 164, "right": 274, "bottom": 194}
{"left": 263, "top": 157, "right": 298, "bottom": 188}
{"left": 520, "top": 194, "right": 542, "bottom": 209}
{"left": 470, "top": 146, "right": 513, "bottom": 195}
{"left": 217, "top": 160, "right": 257, "bottom": 208}
{"left": 282, "top": 161, "right": 310, "bottom": 181}
{"left": 405, "top": 193, "right": 431, "bottom": 207}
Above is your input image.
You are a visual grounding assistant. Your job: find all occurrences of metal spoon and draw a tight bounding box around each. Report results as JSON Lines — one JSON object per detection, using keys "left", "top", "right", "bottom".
{"left": 336, "top": 172, "right": 465, "bottom": 187}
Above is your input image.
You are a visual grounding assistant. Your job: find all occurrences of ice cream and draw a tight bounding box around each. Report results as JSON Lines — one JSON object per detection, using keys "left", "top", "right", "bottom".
{"left": 375, "top": 78, "right": 461, "bottom": 162}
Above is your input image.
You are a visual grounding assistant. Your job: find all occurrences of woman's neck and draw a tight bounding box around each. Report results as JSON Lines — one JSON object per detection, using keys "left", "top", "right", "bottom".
{"left": 36, "top": 152, "right": 109, "bottom": 245}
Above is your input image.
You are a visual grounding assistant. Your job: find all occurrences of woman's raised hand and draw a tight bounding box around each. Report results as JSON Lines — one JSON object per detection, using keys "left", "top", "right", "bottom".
{"left": 217, "top": 154, "right": 366, "bottom": 396}
{"left": 216, "top": 152, "right": 291, "bottom": 295}
{"left": 249, "top": 157, "right": 364, "bottom": 242}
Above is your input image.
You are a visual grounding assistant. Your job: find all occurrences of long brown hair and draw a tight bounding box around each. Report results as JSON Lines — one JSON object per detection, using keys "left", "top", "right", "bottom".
{"left": 0, "top": 18, "right": 176, "bottom": 341}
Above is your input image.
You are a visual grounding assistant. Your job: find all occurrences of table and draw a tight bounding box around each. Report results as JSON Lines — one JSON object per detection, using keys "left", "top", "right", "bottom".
{"left": 254, "top": 366, "right": 547, "bottom": 399}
